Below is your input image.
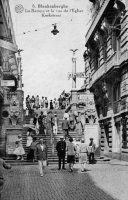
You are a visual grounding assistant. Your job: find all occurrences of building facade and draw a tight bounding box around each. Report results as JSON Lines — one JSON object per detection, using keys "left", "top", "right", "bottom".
{"left": 83, "top": 0, "right": 128, "bottom": 160}
{"left": 0, "top": 0, "right": 24, "bottom": 158}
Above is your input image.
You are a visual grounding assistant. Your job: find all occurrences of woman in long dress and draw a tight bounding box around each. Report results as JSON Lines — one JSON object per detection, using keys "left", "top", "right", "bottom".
{"left": 13, "top": 135, "right": 25, "bottom": 160}
{"left": 79, "top": 138, "right": 88, "bottom": 172}
{"left": 26, "top": 129, "right": 33, "bottom": 147}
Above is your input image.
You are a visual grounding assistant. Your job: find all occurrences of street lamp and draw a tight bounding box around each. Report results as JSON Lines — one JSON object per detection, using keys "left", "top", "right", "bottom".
{"left": 51, "top": 24, "right": 59, "bottom": 35}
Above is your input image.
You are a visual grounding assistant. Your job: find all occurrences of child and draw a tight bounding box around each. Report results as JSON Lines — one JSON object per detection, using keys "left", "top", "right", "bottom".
{"left": 0, "top": 158, "right": 11, "bottom": 199}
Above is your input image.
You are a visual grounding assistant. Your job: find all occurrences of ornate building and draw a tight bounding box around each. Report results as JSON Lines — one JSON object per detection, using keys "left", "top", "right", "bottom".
{"left": 84, "top": 0, "right": 128, "bottom": 160}
{"left": 0, "top": 0, "right": 24, "bottom": 157}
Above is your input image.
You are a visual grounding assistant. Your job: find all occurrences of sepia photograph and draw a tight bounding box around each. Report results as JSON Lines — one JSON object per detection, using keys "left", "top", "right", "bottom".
{"left": 0, "top": 0, "right": 128, "bottom": 200}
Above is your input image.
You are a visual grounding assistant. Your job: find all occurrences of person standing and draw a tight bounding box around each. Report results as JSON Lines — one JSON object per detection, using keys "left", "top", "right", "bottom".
{"left": 40, "top": 96, "right": 45, "bottom": 108}
{"left": 79, "top": 138, "right": 88, "bottom": 172}
{"left": 26, "top": 128, "right": 33, "bottom": 147}
{"left": 26, "top": 95, "right": 31, "bottom": 110}
{"left": 67, "top": 137, "right": 76, "bottom": 172}
{"left": 50, "top": 100, "right": 54, "bottom": 110}
{"left": 62, "top": 117, "right": 70, "bottom": 139}
{"left": 53, "top": 113, "right": 59, "bottom": 135}
{"left": 35, "top": 95, "right": 40, "bottom": 108}
{"left": 87, "top": 138, "right": 96, "bottom": 164}
{"left": 31, "top": 95, "right": 35, "bottom": 108}
{"left": 38, "top": 111, "right": 44, "bottom": 134}
{"left": 42, "top": 112, "right": 47, "bottom": 135}
{"left": 0, "top": 158, "right": 11, "bottom": 199}
{"left": 34, "top": 138, "right": 48, "bottom": 176}
{"left": 56, "top": 136, "right": 66, "bottom": 170}
{"left": 27, "top": 137, "right": 37, "bottom": 162}
{"left": 46, "top": 111, "right": 54, "bottom": 143}
{"left": 44, "top": 97, "right": 48, "bottom": 108}
{"left": 13, "top": 135, "right": 25, "bottom": 160}
{"left": 33, "top": 114, "right": 39, "bottom": 135}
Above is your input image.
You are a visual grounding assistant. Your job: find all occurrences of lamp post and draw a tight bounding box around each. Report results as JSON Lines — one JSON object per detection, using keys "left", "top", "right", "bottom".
{"left": 70, "top": 49, "right": 78, "bottom": 111}
{"left": 70, "top": 49, "right": 78, "bottom": 89}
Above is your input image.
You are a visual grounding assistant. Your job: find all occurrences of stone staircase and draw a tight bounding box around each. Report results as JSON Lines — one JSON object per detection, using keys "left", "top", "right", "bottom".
{"left": 6, "top": 109, "right": 83, "bottom": 165}
{"left": 6, "top": 109, "right": 110, "bottom": 166}
{"left": 22, "top": 109, "right": 82, "bottom": 165}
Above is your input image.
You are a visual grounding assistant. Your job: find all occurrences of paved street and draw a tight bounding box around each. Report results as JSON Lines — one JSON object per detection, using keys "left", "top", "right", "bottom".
{"left": 2, "top": 162, "right": 128, "bottom": 200}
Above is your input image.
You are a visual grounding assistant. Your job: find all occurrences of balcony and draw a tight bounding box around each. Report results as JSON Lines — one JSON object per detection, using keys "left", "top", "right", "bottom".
{"left": 85, "top": 0, "right": 110, "bottom": 44}
{"left": 89, "top": 52, "right": 119, "bottom": 88}
{"left": 89, "top": 63, "right": 105, "bottom": 87}
{"left": 113, "top": 100, "right": 128, "bottom": 114}
{"left": 113, "top": 100, "right": 121, "bottom": 114}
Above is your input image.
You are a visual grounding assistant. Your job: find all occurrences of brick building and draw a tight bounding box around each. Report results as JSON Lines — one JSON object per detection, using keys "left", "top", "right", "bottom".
{"left": 83, "top": 0, "right": 128, "bottom": 160}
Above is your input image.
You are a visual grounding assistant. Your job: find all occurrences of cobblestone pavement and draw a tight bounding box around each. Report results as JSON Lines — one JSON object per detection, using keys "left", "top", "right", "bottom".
{"left": 1, "top": 163, "right": 128, "bottom": 200}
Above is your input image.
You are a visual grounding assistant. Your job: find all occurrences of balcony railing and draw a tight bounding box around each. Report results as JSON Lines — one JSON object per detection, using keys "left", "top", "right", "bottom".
{"left": 113, "top": 100, "right": 128, "bottom": 114}
{"left": 113, "top": 100, "right": 121, "bottom": 114}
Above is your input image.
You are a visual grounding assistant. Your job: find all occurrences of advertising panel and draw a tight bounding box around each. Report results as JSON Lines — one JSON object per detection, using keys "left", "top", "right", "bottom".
{"left": 78, "top": 93, "right": 95, "bottom": 111}
{"left": 84, "top": 124, "right": 99, "bottom": 148}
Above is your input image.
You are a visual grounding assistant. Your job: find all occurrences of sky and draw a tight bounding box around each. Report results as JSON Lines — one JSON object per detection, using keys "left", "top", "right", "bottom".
{"left": 9, "top": 0, "right": 91, "bottom": 101}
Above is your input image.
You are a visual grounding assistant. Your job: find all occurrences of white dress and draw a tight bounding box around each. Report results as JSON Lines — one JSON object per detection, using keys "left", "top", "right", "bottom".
{"left": 13, "top": 138, "right": 25, "bottom": 156}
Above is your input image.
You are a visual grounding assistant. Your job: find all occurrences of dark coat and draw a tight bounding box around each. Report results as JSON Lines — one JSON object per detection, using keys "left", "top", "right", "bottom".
{"left": 35, "top": 143, "right": 47, "bottom": 160}
{"left": 62, "top": 119, "right": 69, "bottom": 130}
{"left": 38, "top": 115, "right": 43, "bottom": 125}
{"left": 56, "top": 140, "right": 66, "bottom": 156}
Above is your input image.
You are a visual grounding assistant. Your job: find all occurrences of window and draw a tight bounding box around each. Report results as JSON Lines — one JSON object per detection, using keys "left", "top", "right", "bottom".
{"left": 103, "top": 40, "right": 107, "bottom": 61}
{"left": 113, "top": 82, "right": 120, "bottom": 102}
{"left": 94, "top": 48, "right": 100, "bottom": 70}
{"left": 113, "top": 82, "right": 121, "bottom": 113}
{"left": 111, "top": 30, "right": 117, "bottom": 52}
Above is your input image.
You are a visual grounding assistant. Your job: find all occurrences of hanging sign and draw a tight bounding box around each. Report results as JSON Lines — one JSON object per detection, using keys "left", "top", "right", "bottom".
{"left": 1, "top": 80, "right": 15, "bottom": 86}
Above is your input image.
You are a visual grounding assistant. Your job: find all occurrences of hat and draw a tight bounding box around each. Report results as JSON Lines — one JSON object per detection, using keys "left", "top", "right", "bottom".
{"left": 47, "top": 110, "right": 52, "bottom": 114}
{"left": 81, "top": 138, "right": 85, "bottom": 142}
{"left": 69, "top": 137, "right": 73, "bottom": 142}
{"left": 18, "top": 134, "right": 22, "bottom": 138}
{"left": 60, "top": 136, "right": 64, "bottom": 139}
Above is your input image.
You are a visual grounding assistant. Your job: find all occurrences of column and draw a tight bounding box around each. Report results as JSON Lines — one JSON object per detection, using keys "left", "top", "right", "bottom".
{"left": 72, "top": 56, "right": 76, "bottom": 89}
{"left": 17, "top": 54, "right": 22, "bottom": 90}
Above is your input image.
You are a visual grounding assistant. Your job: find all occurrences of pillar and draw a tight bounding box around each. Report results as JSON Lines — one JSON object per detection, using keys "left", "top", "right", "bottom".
{"left": 72, "top": 56, "right": 76, "bottom": 89}
{"left": 17, "top": 55, "right": 22, "bottom": 90}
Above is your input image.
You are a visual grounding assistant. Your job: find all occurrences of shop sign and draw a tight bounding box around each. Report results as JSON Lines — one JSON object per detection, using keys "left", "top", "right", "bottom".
{"left": 68, "top": 72, "right": 85, "bottom": 79}
{"left": 1, "top": 80, "right": 15, "bottom": 86}
{"left": 78, "top": 94, "right": 95, "bottom": 110}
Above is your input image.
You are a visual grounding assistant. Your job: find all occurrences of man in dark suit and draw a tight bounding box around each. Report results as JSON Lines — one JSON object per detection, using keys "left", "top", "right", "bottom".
{"left": 56, "top": 136, "right": 66, "bottom": 170}
{"left": 34, "top": 138, "right": 48, "bottom": 176}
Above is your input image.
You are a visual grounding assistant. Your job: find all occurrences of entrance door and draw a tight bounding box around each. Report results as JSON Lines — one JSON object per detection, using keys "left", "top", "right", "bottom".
{"left": 115, "top": 122, "right": 121, "bottom": 153}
